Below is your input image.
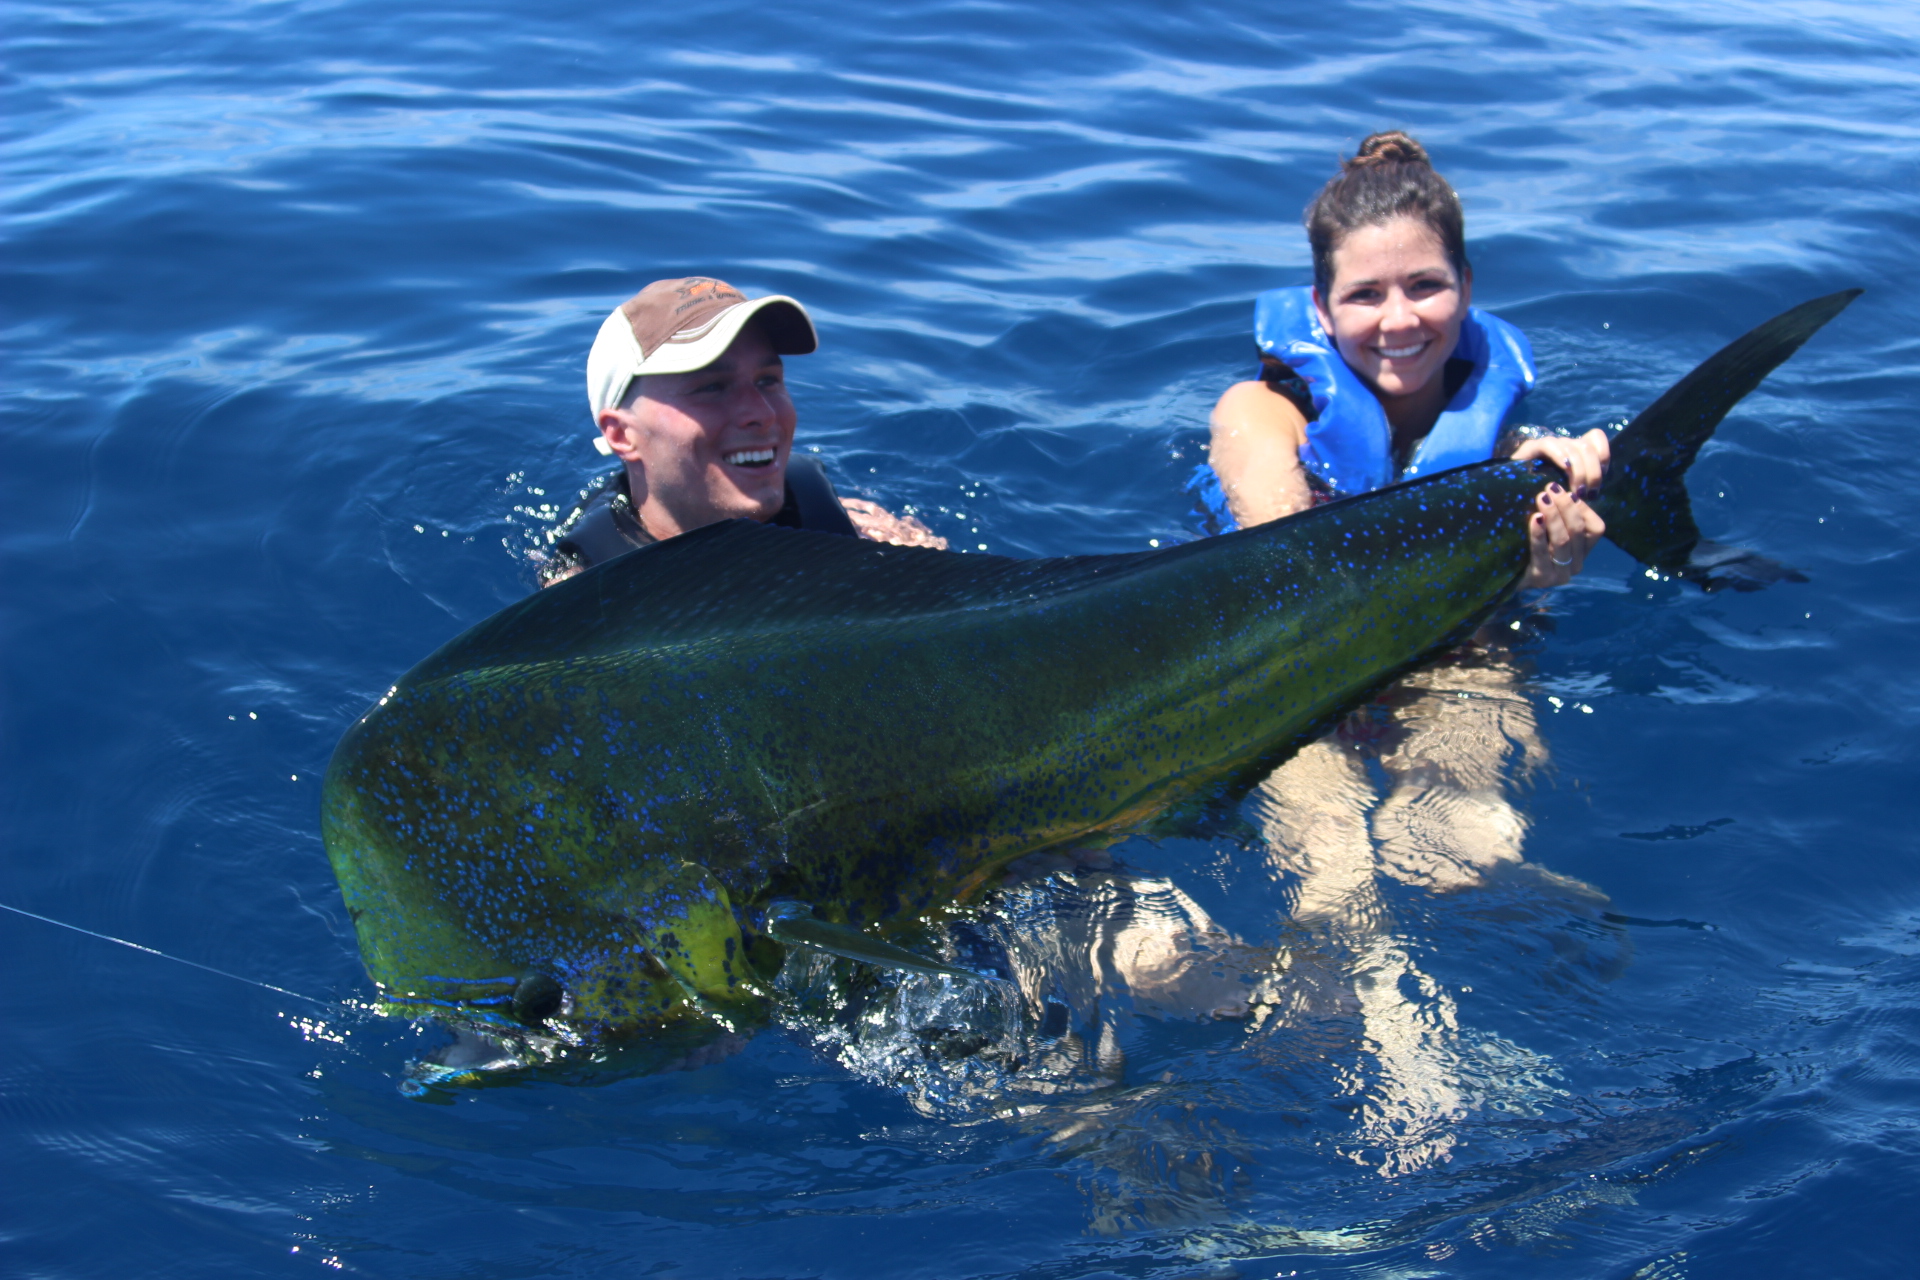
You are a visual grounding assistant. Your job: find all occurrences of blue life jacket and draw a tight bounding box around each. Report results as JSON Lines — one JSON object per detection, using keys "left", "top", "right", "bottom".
{"left": 1259, "top": 286, "right": 1536, "bottom": 496}
{"left": 1188, "top": 287, "right": 1537, "bottom": 533}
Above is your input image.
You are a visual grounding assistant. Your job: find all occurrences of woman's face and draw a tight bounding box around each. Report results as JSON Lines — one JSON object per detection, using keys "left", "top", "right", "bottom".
{"left": 1314, "top": 216, "right": 1471, "bottom": 403}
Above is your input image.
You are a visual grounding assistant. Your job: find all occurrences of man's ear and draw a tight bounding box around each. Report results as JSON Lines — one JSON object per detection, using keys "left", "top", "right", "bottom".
{"left": 597, "top": 405, "right": 644, "bottom": 463}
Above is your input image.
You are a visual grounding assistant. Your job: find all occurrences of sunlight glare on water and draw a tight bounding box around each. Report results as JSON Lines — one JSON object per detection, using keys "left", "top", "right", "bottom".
{"left": 3, "top": 0, "right": 1920, "bottom": 1276}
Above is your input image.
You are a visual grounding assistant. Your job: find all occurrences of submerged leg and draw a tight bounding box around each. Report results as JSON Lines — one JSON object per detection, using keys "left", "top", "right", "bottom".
{"left": 1370, "top": 654, "right": 1544, "bottom": 892}
{"left": 1247, "top": 708, "right": 1514, "bottom": 1177}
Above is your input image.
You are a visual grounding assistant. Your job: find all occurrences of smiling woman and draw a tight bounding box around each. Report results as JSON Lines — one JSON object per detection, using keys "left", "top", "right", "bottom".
{"left": 1194, "top": 135, "right": 1628, "bottom": 1077}
{"left": 1204, "top": 131, "right": 1607, "bottom": 590}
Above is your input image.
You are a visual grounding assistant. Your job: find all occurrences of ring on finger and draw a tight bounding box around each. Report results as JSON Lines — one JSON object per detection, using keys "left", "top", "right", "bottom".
{"left": 1551, "top": 552, "right": 1574, "bottom": 566}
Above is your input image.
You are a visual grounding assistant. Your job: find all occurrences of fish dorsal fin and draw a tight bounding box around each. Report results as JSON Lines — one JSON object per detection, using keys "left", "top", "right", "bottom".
{"left": 415, "top": 521, "right": 1171, "bottom": 679}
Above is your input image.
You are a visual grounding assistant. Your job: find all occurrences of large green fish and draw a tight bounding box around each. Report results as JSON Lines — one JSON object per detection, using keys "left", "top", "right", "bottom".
{"left": 322, "top": 291, "right": 1856, "bottom": 1064}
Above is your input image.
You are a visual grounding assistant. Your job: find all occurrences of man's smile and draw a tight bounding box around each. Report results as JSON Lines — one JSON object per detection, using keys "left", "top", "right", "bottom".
{"left": 722, "top": 447, "right": 778, "bottom": 468}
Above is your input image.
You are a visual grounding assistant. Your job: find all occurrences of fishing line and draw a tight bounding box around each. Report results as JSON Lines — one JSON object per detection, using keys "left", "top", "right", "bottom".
{"left": 0, "top": 900, "right": 331, "bottom": 1008}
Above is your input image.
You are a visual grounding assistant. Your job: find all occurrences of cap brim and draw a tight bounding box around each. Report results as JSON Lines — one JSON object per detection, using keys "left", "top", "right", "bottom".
{"left": 637, "top": 295, "right": 818, "bottom": 376}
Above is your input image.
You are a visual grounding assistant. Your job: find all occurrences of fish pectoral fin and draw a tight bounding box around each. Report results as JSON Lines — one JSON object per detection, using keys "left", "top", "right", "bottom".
{"left": 764, "top": 900, "right": 981, "bottom": 982}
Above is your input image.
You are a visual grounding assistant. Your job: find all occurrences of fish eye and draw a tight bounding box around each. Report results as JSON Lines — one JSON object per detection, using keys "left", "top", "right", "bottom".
{"left": 511, "top": 972, "right": 564, "bottom": 1025}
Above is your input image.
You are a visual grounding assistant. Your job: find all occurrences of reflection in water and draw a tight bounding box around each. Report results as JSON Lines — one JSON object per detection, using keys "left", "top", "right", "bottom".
{"left": 777, "top": 643, "right": 1630, "bottom": 1236}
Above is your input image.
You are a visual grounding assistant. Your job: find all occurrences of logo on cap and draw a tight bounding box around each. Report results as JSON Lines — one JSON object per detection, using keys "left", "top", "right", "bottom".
{"left": 622, "top": 277, "right": 751, "bottom": 361}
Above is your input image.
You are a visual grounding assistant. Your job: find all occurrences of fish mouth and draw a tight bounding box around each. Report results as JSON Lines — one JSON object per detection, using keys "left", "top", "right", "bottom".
{"left": 1375, "top": 338, "right": 1431, "bottom": 361}
{"left": 722, "top": 447, "right": 779, "bottom": 469}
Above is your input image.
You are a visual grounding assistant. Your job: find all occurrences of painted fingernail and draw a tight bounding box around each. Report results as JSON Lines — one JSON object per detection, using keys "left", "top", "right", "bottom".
{"left": 1549, "top": 483, "right": 1563, "bottom": 494}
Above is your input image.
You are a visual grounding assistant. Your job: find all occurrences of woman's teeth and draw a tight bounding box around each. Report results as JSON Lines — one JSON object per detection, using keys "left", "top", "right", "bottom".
{"left": 1378, "top": 340, "right": 1428, "bottom": 359}
{"left": 723, "top": 448, "right": 777, "bottom": 468}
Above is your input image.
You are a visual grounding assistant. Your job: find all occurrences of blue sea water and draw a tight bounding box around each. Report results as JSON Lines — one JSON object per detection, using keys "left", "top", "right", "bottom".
{"left": 5, "top": 0, "right": 1920, "bottom": 1275}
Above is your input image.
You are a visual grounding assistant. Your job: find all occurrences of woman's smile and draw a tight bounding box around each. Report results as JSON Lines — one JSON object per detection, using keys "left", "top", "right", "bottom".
{"left": 1375, "top": 337, "right": 1433, "bottom": 360}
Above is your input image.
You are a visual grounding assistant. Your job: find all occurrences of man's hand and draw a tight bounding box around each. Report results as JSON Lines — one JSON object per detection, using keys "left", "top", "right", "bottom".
{"left": 842, "top": 498, "right": 949, "bottom": 550}
{"left": 1513, "top": 429, "right": 1609, "bottom": 589}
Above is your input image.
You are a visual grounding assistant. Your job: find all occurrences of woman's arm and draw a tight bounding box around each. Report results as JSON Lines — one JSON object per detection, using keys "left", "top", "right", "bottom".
{"left": 1208, "top": 380, "right": 1314, "bottom": 528}
{"left": 1210, "top": 381, "right": 1610, "bottom": 588}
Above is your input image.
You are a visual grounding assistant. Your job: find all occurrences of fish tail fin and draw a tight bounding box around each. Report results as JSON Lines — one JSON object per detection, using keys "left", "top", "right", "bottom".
{"left": 1594, "top": 289, "right": 1860, "bottom": 592}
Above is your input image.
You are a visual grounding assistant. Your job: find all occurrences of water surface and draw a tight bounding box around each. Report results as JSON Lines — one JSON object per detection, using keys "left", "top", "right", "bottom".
{"left": 5, "top": 1, "right": 1920, "bottom": 1276}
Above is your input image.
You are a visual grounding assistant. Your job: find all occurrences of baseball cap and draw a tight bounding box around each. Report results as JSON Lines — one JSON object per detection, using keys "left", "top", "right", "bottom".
{"left": 585, "top": 277, "right": 817, "bottom": 454}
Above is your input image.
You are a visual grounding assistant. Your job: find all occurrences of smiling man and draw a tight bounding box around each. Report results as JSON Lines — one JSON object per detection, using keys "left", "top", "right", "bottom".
{"left": 540, "top": 277, "right": 942, "bottom": 587}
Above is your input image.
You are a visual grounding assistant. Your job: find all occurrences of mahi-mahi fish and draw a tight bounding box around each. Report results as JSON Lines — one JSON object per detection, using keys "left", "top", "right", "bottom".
{"left": 322, "top": 291, "right": 1857, "bottom": 1071}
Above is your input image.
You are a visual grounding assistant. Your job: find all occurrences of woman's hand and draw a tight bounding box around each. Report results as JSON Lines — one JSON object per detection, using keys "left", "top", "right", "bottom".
{"left": 1513, "top": 429, "right": 1609, "bottom": 588}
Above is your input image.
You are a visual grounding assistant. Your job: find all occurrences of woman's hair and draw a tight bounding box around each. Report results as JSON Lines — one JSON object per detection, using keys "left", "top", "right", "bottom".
{"left": 1304, "top": 131, "right": 1468, "bottom": 296}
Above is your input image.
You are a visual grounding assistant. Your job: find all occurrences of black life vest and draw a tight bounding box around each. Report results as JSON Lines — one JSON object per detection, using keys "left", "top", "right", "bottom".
{"left": 552, "top": 454, "right": 859, "bottom": 570}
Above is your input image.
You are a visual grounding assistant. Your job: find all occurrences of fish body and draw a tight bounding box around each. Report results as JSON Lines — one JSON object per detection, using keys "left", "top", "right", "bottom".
{"left": 321, "top": 291, "right": 1857, "bottom": 1047}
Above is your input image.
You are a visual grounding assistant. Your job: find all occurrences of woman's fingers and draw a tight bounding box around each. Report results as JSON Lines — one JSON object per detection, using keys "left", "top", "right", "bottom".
{"left": 1543, "top": 486, "right": 1580, "bottom": 573}
{"left": 1582, "top": 428, "right": 1611, "bottom": 492}
{"left": 1567, "top": 429, "right": 1610, "bottom": 495}
{"left": 1513, "top": 431, "right": 1615, "bottom": 588}
{"left": 1523, "top": 485, "right": 1592, "bottom": 587}
{"left": 1575, "top": 487, "right": 1606, "bottom": 553}
{"left": 1512, "top": 429, "right": 1612, "bottom": 496}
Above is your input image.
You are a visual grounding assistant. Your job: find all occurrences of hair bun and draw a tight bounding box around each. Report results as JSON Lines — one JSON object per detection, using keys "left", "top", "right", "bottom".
{"left": 1347, "top": 130, "right": 1430, "bottom": 170}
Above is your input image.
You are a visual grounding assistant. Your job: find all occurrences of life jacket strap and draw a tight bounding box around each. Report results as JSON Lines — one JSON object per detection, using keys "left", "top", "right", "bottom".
{"left": 778, "top": 454, "right": 859, "bottom": 538}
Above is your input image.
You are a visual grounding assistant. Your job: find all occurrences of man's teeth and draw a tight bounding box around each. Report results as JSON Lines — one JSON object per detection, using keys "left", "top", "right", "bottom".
{"left": 723, "top": 448, "right": 777, "bottom": 468}
{"left": 1378, "top": 341, "right": 1428, "bottom": 359}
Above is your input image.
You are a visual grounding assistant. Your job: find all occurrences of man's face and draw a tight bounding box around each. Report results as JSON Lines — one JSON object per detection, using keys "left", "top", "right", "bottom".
{"left": 598, "top": 322, "right": 796, "bottom": 539}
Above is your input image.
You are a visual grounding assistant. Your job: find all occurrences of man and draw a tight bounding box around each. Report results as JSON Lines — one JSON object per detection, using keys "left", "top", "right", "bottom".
{"left": 541, "top": 276, "right": 943, "bottom": 587}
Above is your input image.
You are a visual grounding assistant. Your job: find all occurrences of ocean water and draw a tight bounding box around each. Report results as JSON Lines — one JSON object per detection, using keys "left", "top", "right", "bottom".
{"left": 4, "top": 0, "right": 1920, "bottom": 1276}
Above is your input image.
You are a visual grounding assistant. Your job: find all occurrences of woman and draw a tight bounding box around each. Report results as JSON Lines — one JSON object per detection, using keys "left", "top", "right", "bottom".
{"left": 1204, "top": 131, "right": 1607, "bottom": 587}
{"left": 1195, "top": 136, "right": 1625, "bottom": 1174}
